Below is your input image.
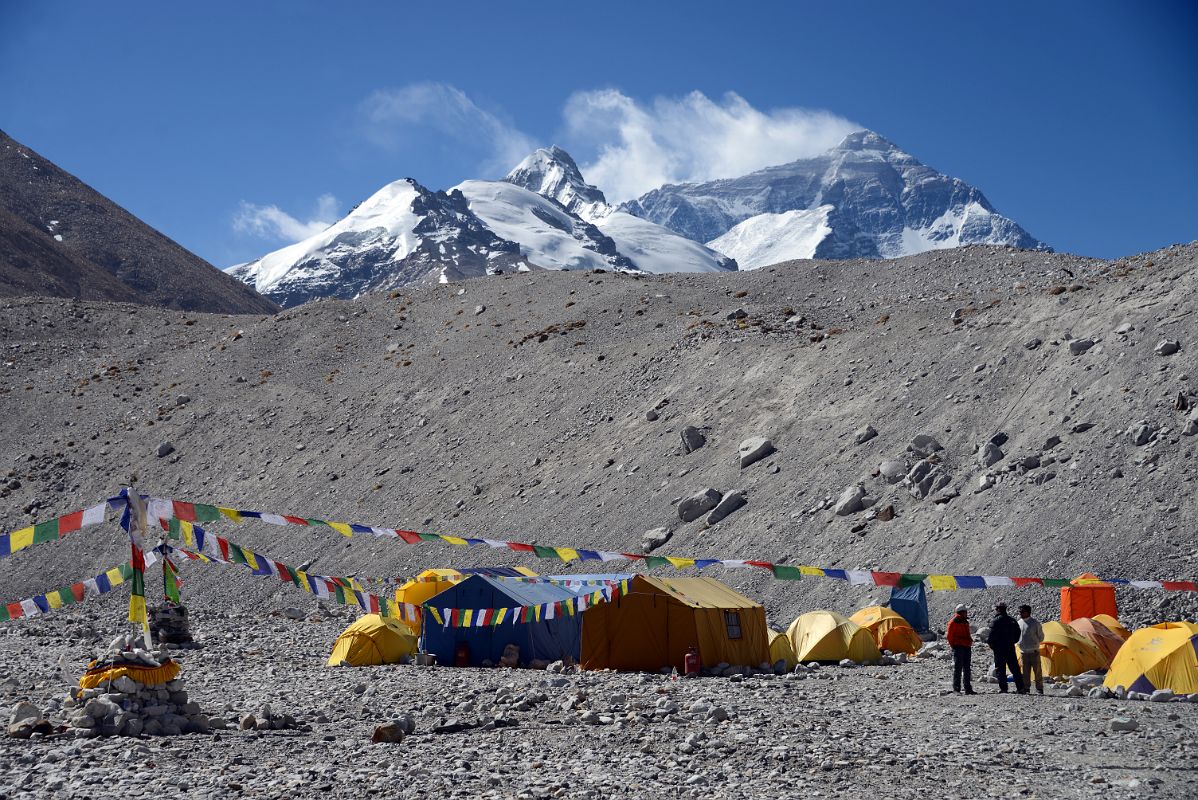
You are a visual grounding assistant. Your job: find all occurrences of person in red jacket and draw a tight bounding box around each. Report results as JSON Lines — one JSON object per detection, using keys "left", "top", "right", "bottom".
{"left": 946, "top": 604, "right": 976, "bottom": 694}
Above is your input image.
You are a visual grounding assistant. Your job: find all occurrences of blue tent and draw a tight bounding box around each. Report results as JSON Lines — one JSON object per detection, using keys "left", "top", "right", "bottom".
{"left": 889, "top": 583, "right": 929, "bottom": 633}
{"left": 421, "top": 576, "right": 585, "bottom": 667}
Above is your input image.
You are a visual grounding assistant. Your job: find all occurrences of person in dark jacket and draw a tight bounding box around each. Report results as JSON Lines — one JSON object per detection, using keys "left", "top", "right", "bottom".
{"left": 985, "top": 602, "right": 1027, "bottom": 693}
{"left": 946, "top": 604, "right": 975, "bottom": 694}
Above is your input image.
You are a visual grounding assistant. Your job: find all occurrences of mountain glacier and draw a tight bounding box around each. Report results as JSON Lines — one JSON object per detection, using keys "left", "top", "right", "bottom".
{"left": 231, "top": 131, "right": 1048, "bottom": 306}
{"left": 622, "top": 130, "right": 1049, "bottom": 267}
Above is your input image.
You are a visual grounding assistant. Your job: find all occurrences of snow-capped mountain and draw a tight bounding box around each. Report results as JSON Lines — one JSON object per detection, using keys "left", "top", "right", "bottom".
{"left": 229, "top": 179, "right": 527, "bottom": 307}
{"left": 622, "top": 131, "right": 1049, "bottom": 268}
{"left": 502, "top": 148, "right": 737, "bottom": 274}
{"left": 504, "top": 146, "right": 610, "bottom": 223}
{"left": 234, "top": 148, "right": 735, "bottom": 307}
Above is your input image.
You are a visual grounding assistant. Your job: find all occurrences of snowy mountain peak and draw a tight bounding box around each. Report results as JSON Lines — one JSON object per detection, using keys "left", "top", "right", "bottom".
{"left": 505, "top": 146, "right": 610, "bottom": 222}
{"left": 832, "top": 129, "right": 899, "bottom": 152}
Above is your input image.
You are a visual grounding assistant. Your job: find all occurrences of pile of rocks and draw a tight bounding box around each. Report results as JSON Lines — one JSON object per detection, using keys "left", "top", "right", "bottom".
{"left": 149, "top": 604, "right": 195, "bottom": 647}
{"left": 1058, "top": 672, "right": 1198, "bottom": 703}
{"left": 63, "top": 638, "right": 213, "bottom": 737}
{"left": 238, "top": 703, "right": 301, "bottom": 733}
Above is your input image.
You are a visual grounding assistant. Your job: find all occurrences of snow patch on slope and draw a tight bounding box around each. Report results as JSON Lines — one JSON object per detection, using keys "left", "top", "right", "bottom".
{"left": 598, "top": 211, "right": 734, "bottom": 273}
{"left": 454, "top": 180, "right": 616, "bottom": 272}
{"left": 707, "top": 207, "right": 833, "bottom": 270}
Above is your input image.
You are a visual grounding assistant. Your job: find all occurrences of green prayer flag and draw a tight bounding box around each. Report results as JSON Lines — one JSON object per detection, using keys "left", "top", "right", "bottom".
{"left": 192, "top": 504, "right": 222, "bottom": 522}
{"left": 1042, "top": 578, "right": 1070, "bottom": 588}
{"left": 532, "top": 545, "right": 558, "bottom": 560}
{"left": 643, "top": 556, "right": 670, "bottom": 570}
{"left": 772, "top": 565, "right": 803, "bottom": 581}
{"left": 33, "top": 520, "right": 59, "bottom": 544}
{"left": 899, "top": 573, "right": 928, "bottom": 587}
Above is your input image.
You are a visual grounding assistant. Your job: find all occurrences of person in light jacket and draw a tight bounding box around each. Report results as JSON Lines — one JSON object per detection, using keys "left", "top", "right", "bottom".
{"left": 1017, "top": 604, "right": 1045, "bottom": 695}
{"left": 985, "top": 602, "right": 1027, "bottom": 694}
{"left": 946, "top": 604, "right": 975, "bottom": 694}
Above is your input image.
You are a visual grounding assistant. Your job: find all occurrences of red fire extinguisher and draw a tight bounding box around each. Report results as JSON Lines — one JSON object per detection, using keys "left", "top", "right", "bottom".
{"left": 455, "top": 642, "right": 470, "bottom": 668}
{"left": 684, "top": 646, "right": 701, "bottom": 677}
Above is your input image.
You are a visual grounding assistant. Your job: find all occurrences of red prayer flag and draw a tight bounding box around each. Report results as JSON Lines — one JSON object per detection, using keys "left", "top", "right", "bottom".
{"left": 59, "top": 510, "right": 83, "bottom": 534}
{"left": 396, "top": 530, "right": 421, "bottom": 544}
{"left": 1162, "top": 581, "right": 1197, "bottom": 592}
{"left": 7, "top": 602, "right": 23, "bottom": 619}
{"left": 276, "top": 563, "right": 292, "bottom": 582}
{"left": 507, "top": 542, "right": 536, "bottom": 552}
{"left": 871, "top": 571, "right": 902, "bottom": 586}
{"left": 745, "top": 560, "right": 774, "bottom": 570}
{"left": 172, "top": 501, "right": 197, "bottom": 522}
{"left": 621, "top": 553, "right": 644, "bottom": 561}
{"left": 1012, "top": 577, "right": 1043, "bottom": 587}
{"left": 217, "top": 537, "right": 231, "bottom": 562}
{"left": 71, "top": 583, "right": 86, "bottom": 602}
{"left": 283, "top": 516, "right": 308, "bottom": 526}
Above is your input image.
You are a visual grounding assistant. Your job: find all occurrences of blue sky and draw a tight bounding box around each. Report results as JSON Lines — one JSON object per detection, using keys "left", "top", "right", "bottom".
{"left": 2, "top": 1, "right": 1195, "bottom": 266}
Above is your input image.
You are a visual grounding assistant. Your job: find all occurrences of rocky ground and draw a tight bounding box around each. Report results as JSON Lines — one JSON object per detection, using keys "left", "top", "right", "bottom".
{"left": 2, "top": 243, "right": 1197, "bottom": 796}
{"left": 1, "top": 602, "right": 1195, "bottom": 800}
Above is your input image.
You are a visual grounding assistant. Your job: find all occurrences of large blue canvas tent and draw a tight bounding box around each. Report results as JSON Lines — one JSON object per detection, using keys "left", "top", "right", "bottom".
{"left": 421, "top": 576, "right": 585, "bottom": 667}
{"left": 889, "top": 583, "right": 929, "bottom": 633}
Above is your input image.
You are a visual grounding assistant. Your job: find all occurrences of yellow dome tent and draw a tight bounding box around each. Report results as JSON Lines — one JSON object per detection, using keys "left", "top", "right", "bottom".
{"left": 1026, "top": 621, "right": 1108, "bottom": 677}
{"left": 768, "top": 629, "right": 797, "bottom": 671}
{"left": 327, "top": 614, "right": 418, "bottom": 667}
{"left": 786, "top": 610, "right": 881, "bottom": 664}
{"left": 850, "top": 605, "right": 923, "bottom": 655}
{"left": 1092, "top": 613, "right": 1131, "bottom": 641}
{"left": 1104, "top": 622, "right": 1198, "bottom": 695}
{"left": 1068, "top": 617, "right": 1126, "bottom": 664}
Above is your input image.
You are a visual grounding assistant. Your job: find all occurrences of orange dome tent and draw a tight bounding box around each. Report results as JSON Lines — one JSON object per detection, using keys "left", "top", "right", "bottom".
{"left": 1092, "top": 613, "right": 1130, "bottom": 641}
{"left": 1060, "top": 573, "right": 1117, "bottom": 623}
{"left": 1068, "top": 617, "right": 1126, "bottom": 664}
{"left": 849, "top": 605, "right": 923, "bottom": 655}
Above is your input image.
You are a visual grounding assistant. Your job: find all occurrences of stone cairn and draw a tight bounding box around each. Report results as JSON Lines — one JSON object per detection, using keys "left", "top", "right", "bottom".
{"left": 63, "top": 634, "right": 216, "bottom": 737}
{"left": 149, "top": 603, "right": 196, "bottom": 647}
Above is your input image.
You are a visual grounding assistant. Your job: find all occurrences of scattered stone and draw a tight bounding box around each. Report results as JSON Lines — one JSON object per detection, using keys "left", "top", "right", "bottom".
{"left": 678, "top": 489, "right": 722, "bottom": 522}
{"left": 834, "top": 484, "right": 866, "bottom": 516}
{"left": 1129, "top": 421, "right": 1158, "bottom": 447}
{"left": 1069, "top": 338, "right": 1095, "bottom": 355}
{"left": 706, "top": 491, "right": 747, "bottom": 525}
{"left": 737, "top": 437, "right": 775, "bottom": 468}
{"left": 878, "top": 459, "right": 907, "bottom": 483}
{"left": 1114, "top": 322, "right": 1134, "bottom": 335}
{"left": 853, "top": 425, "right": 877, "bottom": 445}
{"left": 908, "top": 434, "right": 943, "bottom": 458}
{"left": 641, "top": 527, "right": 672, "bottom": 553}
{"left": 174, "top": 394, "right": 191, "bottom": 406}
{"left": 680, "top": 426, "right": 706, "bottom": 454}
{"left": 1109, "top": 717, "right": 1139, "bottom": 733}
{"left": 371, "top": 722, "right": 406, "bottom": 744}
{"left": 1155, "top": 339, "right": 1181, "bottom": 356}
{"left": 473, "top": 305, "right": 486, "bottom": 316}
{"left": 155, "top": 441, "right": 175, "bottom": 458}
{"left": 1024, "top": 338, "right": 1042, "bottom": 350}
{"left": 1041, "top": 434, "right": 1062, "bottom": 451}
{"left": 978, "top": 442, "right": 1004, "bottom": 467}
{"left": 645, "top": 409, "right": 659, "bottom": 422}
{"left": 875, "top": 504, "right": 895, "bottom": 522}
{"left": 9, "top": 702, "right": 39, "bottom": 726}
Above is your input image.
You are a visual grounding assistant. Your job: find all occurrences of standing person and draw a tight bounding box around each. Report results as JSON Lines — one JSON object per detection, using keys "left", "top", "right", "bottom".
{"left": 986, "top": 602, "right": 1027, "bottom": 694}
{"left": 1017, "top": 604, "right": 1045, "bottom": 695}
{"left": 946, "top": 604, "right": 976, "bottom": 694}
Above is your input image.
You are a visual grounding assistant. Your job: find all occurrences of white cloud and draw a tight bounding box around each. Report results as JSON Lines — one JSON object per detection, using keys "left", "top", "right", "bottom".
{"left": 234, "top": 193, "right": 339, "bottom": 242}
{"left": 562, "top": 89, "right": 861, "bottom": 202}
{"left": 359, "top": 82, "right": 535, "bottom": 177}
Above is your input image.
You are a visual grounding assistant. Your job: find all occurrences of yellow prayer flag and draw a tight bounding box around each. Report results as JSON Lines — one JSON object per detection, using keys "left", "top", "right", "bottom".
{"left": 106, "top": 567, "right": 126, "bottom": 586}
{"left": 799, "top": 566, "right": 825, "bottom": 577}
{"left": 665, "top": 557, "right": 695, "bottom": 569}
{"left": 47, "top": 592, "right": 63, "bottom": 610}
{"left": 927, "top": 575, "right": 958, "bottom": 591}
{"left": 8, "top": 527, "right": 34, "bottom": 553}
{"left": 128, "top": 595, "right": 146, "bottom": 625}
{"left": 495, "top": 608, "right": 507, "bottom": 625}
{"left": 555, "top": 547, "right": 580, "bottom": 562}
{"left": 328, "top": 522, "right": 353, "bottom": 537}
{"left": 461, "top": 609, "right": 473, "bottom": 626}
{"left": 441, "top": 535, "right": 469, "bottom": 546}
{"left": 534, "top": 605, "right": 542, "bottom": 622}
{"left": 218, "top": 507, "right": 242, "bottom": 523}
{"left": 180, "top": 520, "right": 195, "bottom": 547}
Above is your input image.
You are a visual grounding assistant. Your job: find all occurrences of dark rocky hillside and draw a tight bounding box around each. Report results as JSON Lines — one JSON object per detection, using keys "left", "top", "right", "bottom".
{"left": 0, "top": 129, "right": 277, "bottom": 314}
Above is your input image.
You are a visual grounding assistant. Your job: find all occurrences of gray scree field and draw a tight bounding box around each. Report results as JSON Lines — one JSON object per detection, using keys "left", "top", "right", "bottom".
{"left": 1, "top": 243, "right": 1196, "bottom": 798}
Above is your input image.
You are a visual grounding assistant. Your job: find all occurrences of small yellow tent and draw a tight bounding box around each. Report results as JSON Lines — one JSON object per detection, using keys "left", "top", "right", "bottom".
{"left": 768, "top": 629, "right": 797, "bottom": 670}
{"left": 1104, "top": 621, "right": 1198, "bottom": 695}
{"left": 1027, "top": 621, "right": 1108, "bottom": 677}
{"left": 850, "top": 605, "right": 923, "bottom": 655}
{"left": 1068, "top": 617, "right": 1126, "bottom": 664}
{"left": 327, "top": 614, "right": 418, "bottom": 667}
{"left": 1092, "top": 613, "right": 1131, "bottom": 641}
{"left": 786, "top": 610, "right": 881, "bottom": 664}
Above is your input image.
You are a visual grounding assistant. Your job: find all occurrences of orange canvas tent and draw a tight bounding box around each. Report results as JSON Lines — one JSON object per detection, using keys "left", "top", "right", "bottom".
{"left": 580, "top": 575, "right": 769, "bottom": 672}
{"left": 1068, "top": 617, "right": 1126, "bottom": 664}
{"left": 1060, "top": 573, "right": 1117, "bottom": 623}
